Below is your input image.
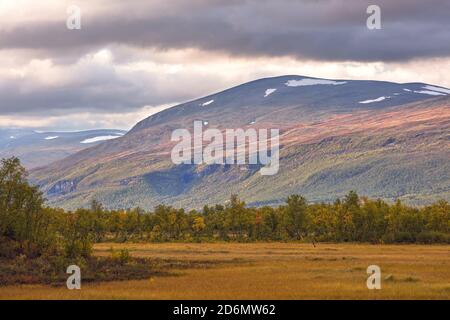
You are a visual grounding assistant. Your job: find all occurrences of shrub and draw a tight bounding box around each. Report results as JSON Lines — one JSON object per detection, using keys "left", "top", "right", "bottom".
{"left": 382, "top": 231, "right": 415, "bottom": 243}
{"left": 63, "top": 238, "right": 92, "bottom": 259}
{"left": 416, "top": 231, "right": 450, "bottom": 244}
{"left": 110, "top": 248, "right": 132, "bottom": 265}
{"left": 0, "top": 237, "right": 20, "bottom": 259}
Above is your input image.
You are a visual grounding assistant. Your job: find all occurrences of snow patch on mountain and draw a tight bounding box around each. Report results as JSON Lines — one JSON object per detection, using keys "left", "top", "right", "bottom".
{"left": 359, "top": 96, "right": 389, "bottom": 104}
{"left": 201, "top": 100, "right": 214, "bottom": 107}
{"left": 403, "top": 86, "right": 448, "bottom": 96}
{"left": 80, "top": 135, "right": 121, "bottom": 144}
{"left": 421, "top": 85, "right": 450, "bottom": 95}
{"left": 285, "top": 79, "right": 347, "bottom": 87}
{"left": 414, "top": 90, "right": 446, "bottom": 96}
{"left": 264, "top": 88, "right": 277, "bottom": 97}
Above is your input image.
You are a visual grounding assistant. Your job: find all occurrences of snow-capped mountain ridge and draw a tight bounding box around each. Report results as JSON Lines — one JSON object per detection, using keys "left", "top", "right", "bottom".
{"left": 31, "top": 75, "right": 450, "bottom": 209}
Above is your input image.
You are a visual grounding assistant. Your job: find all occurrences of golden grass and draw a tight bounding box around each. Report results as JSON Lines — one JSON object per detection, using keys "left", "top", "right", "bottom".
{"left": 1, "top": 243, "right": 449, "bottom": 300}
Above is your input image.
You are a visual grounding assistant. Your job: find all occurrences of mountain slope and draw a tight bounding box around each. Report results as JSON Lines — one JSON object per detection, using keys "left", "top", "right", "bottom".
{"left": 30, "top": 75, "right": 450, "bottom": 209}
{"left": 0, "top": 129, "right": 126, "bottom": 169}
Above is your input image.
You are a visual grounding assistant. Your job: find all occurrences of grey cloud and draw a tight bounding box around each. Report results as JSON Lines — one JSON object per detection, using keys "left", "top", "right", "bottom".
{"left": 1, "top": 0, "right": 450, "bottom": 62}
{"left": 0, "top": 58, "right": 230, "bottom": 116}
{"left": 0, "top": 79, "right": 151, "bottom": 116}
{"left": 1, "top": 0, "right": 450, "bottom": 123}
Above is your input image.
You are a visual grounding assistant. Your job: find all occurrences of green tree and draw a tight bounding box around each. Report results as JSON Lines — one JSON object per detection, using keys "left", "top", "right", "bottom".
{"left": 0, "top": 157, "right": 54, "bottom": 257}
{"left": 224, "top": 195, "right": 251, "bottom": 240}
{"left": 282, "top": 195, "right": 307, "bottom": 240}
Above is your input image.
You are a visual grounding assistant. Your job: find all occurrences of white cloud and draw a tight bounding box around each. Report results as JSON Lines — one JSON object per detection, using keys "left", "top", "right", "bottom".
{"left": 0, "top": 104, "right": 173, "bottom": 131}
{"left": 1, "top": 46, "right": 450, "bottom": 131}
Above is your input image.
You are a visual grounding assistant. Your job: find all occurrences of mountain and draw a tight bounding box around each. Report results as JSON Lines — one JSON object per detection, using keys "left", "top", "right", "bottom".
{"left": 30, "top": 75, "right": 450, "bottom": 209}
{"left": 0, "top": 129, "right": 126, "bottom": 169}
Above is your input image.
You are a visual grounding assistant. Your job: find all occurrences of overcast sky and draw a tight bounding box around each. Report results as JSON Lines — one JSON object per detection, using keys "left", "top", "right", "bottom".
{"left": 1, "top": 0, "right": 450, "bottom": 131}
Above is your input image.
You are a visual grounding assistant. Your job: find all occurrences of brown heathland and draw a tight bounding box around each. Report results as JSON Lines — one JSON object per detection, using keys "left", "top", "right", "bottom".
{"left": 0, "top": 243, "right": 449, "bottom": 300}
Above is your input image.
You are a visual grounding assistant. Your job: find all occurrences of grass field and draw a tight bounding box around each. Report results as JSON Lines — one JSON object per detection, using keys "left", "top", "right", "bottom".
{"left": 0, "top": 243, "right": 449, "bottom": 300}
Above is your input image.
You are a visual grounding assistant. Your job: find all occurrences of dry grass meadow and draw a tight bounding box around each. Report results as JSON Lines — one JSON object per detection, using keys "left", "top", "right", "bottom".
{"left": 0, "top": 243, "right": 449, "bottom": 300}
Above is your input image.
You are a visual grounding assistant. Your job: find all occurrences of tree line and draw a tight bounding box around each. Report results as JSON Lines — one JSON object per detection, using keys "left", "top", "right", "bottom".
{"left": 1, "top": 157, "right": 449, "bottom": 261}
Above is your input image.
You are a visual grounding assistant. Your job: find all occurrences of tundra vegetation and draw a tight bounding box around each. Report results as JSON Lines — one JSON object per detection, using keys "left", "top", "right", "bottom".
{"left": 0, "top": 157, "right": 449, "bottom": 286}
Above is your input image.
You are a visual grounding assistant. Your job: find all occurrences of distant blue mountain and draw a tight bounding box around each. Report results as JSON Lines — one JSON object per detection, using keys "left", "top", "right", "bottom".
{"left": 0, "top": 128, "right": 126, "bottom": 168}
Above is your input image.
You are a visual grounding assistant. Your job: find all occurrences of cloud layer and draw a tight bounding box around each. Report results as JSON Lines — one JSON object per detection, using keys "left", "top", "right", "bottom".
{"left": 2, "top": 0, "right": 450, "bottom": 61}
{"left": 1, "top": 0, "right": 449, "bottom": 130}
